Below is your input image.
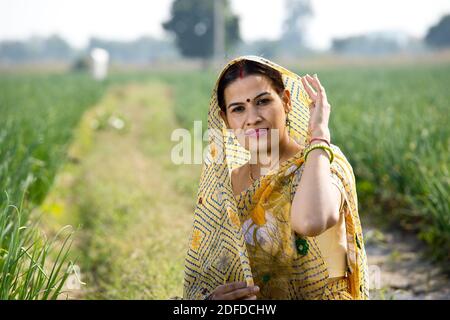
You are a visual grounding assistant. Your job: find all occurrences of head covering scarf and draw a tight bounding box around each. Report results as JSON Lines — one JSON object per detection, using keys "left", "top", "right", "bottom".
{"left": 183, "top": 55, "right": 369, "bottom": 300}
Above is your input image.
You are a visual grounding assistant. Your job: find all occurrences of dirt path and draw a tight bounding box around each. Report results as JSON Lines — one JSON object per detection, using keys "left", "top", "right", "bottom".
{"left": 364, "top": 220, "right": 449, "bottom": 299}
{"left": 41, "top": 81, "right": 448, "bottom": 300}
{"left": 41, "top": 81, "right": 201, "bottom": 299}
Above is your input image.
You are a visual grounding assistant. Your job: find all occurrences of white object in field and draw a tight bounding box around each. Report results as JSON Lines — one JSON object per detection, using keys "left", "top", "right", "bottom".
{"left": 90, "top": 48, "right": 109, "bottom": 81}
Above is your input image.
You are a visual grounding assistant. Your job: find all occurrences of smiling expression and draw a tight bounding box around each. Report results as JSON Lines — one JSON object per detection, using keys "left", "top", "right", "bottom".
{"left": 220, "top": 74, "right": 292, "bottom": 154}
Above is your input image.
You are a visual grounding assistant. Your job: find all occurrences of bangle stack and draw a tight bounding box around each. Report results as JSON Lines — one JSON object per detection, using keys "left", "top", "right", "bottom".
{"left": 303, "top": 142, "right": 334, "bottom": 164}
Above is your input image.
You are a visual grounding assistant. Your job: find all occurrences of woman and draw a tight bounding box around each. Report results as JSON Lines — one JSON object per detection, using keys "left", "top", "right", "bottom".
{"left": 183, "top": 56, "right": 369, "bottom": 300}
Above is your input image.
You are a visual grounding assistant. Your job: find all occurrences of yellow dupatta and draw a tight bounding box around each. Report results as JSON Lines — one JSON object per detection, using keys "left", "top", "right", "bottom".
{"left": 182, "top": 55, "right": 369, "bottom": 300}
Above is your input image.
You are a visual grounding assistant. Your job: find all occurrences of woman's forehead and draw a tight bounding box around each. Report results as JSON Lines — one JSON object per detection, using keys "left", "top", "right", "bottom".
{"left": 224, "top": 74, "right": 275, "bottom": 101}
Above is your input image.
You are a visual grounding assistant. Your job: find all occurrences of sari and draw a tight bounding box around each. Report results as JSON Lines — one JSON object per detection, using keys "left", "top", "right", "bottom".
{"left": 182, "top": 55, "right": 369, "bottom": 300}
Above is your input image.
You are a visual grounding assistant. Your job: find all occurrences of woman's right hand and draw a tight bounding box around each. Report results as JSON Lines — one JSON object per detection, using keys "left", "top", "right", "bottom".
{"left": 208, "top": 281, "right": 259, "bottom": 300}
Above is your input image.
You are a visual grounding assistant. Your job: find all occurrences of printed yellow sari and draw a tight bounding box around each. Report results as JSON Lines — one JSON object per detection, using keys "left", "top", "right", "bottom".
{"left": 183, "top": 55, "right": 369, "bottom": 300}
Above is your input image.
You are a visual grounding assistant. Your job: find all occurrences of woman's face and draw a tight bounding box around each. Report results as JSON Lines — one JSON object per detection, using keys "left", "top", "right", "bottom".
{"left": 220, "top": 74, "right": 291, "bottom": 155}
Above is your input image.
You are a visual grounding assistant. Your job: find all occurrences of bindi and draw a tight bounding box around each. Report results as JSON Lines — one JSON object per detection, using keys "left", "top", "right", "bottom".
{"left": 246, "top": 98, "right": 250, "bottom": 102}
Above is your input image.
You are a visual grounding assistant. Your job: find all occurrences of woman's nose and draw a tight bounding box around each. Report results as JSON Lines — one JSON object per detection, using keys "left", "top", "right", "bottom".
{"left": 246, "top": 106, "right": 261, "bottom": 126}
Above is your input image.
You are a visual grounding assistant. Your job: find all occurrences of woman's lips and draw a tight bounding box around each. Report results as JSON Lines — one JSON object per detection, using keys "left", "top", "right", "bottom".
{"left": 244, "top": 128, "right": 269, "bottom": 138}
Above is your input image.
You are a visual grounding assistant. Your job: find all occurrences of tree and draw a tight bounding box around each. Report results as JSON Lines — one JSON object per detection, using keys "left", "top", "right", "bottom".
{"left": 425, "top": 14, "right": 450, "bottom": 48}
{"left": 0, "top": 41, "right": 29, "bottom": 63}
{"left": 43, "top": 35, "right": 74, "bottom": 60}
{"left": 331, "top": 33, "right": 403, "bottom": 55}
{"left": 87, "top": 36, "right": 178, "bottom": 63}
{"left": 0, "top": 35, "right": 75, "bottom": 63}
{"left": 162, "top": 0, "right": 240, "bottom": 60}
{"left": 281, "top": 0, "right": 313, "bottom": 48}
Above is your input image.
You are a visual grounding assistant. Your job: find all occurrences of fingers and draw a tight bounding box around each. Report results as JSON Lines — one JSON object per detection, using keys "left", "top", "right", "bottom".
{"left": 218, "top": 281, "right": 247, "bottom": 294}
{"left": 212, "top": 282, "right": 260, "bottom": 300}
{"left": 305, "top": 74, "right": 320, "bottom": 93}
{"left": 306, "top": 74, "right": 328, "bottom": 102}
{"left": 313, "top": 74, "right": 328, "bottom": 102}
{"left": 301, "top": 76, "right": 317, "bottom": 102}
{"left": 223, "top": 285, "right": 259, "bottom": 300}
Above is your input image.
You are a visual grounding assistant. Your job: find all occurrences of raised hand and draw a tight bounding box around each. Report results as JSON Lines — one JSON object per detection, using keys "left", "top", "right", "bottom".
{"left": 300, "top": 73, "right": 332, "bottom": 142}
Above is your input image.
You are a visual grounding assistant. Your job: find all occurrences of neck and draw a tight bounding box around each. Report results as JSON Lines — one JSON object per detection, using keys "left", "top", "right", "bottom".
{"left": 249, "top": 131, "right": 300, "bottom": 174}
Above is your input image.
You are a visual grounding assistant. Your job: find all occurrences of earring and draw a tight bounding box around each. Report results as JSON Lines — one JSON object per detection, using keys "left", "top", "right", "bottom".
{"left": 285, "top": 113, "right": 291, "bottom": 136}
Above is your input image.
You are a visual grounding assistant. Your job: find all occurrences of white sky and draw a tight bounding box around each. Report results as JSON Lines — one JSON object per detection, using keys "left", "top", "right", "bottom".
{"left": 1, "top": 0, "right": 449, "bottom": 50}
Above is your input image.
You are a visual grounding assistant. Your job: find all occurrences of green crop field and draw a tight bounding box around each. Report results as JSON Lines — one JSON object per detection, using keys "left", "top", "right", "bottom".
{"left": 0, "top": 73, "right": 106, "bottom": 299}
{"left": 167, "top": 64, "right": 450, "bottom": 263}
{"left": 0, "top": 61, "right": 449, "bottom": 299}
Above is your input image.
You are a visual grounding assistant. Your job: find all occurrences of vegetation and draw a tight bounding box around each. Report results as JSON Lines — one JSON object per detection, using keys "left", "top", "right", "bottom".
{"left": 162, "top": 0, "right": 241, "bottom": 59}
{"left": 1, "top": 61, "right": 448, "bottom": 299}
{"left": 165, "top": 63, "right": 450, "bottom": 265}
{"left": 0, "top": 73, "right": 106, "bottom": 298}
{"left": 425, "top": 14, "right": 450, "bottom": 48}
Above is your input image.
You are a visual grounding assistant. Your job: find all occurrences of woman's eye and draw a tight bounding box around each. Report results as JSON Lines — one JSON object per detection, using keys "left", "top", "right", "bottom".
{"left": 231, "top": 106, "right": 245, "bottom": 113}
{"left": 257, "top": 99, "right": 270, "bottom": 105}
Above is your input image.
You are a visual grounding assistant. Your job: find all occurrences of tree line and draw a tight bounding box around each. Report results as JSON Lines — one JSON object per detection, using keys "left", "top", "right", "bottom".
{"left": 1, "top": 0, "right": 449, "bottom": 64}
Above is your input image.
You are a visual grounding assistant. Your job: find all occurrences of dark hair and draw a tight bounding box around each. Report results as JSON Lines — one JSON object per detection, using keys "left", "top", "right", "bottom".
{"left": 217, "top": 60, "right": 285, "bottom": 113}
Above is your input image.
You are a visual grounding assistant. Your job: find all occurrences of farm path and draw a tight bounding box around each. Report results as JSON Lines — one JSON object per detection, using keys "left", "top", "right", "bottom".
{"left": 364, "top": 221, "right": 449, "bottom": 299}
{"left": 42, "top": 81, "right": 199, "bottom": 299}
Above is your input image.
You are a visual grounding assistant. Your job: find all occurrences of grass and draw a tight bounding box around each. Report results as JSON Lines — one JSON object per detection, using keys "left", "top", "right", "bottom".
{"left": 0, "top": 193, "right": 74, "bottom": 299}
{"left": 160, "top": 63, "right": 450, "bottom": 265}
{"left": 0, "top": 72, "right": 106, "bottom": 299}
{"left": 317, "top": 64, "right": 450, "bottom": 264}
{"left": 0, "top": 71, "right": 177, "bottom": 299}
{"left": 40, "top": 81, "right": 201, "bottom": 299}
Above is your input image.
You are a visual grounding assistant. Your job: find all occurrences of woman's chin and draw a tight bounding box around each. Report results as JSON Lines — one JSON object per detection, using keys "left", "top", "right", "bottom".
{"left": 247, "top": 144, "right": 274, "bottom": 156}
{"left": 236, "top": 136, "right": 279, "bottom": 155}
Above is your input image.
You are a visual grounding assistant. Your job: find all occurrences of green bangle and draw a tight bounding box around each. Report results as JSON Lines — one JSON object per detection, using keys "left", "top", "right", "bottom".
{"left": 304, "top": 143, "right": 334, "bottom": 164}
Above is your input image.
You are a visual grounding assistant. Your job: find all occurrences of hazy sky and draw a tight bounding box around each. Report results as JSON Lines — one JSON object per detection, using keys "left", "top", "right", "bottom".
{"left": 1, "top": 0, "right": 449, "bottom": 50}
